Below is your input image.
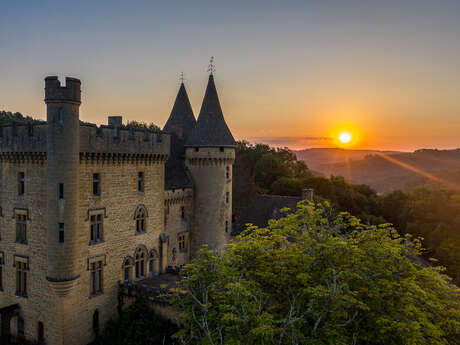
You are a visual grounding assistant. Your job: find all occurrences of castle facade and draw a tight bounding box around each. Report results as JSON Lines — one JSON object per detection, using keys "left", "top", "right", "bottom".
{"left": 0, "top": 73, "right": 236, "bottom": 345}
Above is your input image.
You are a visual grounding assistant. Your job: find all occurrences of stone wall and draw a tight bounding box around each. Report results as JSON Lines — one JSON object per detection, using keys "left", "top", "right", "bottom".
{"left": 164, "top": 189, "right": 193, "bottom": 268}
{"left": 185, "top": 147, "right": 234, "bottom": 255}
{"left": 66, "top": 157, "right": 166, "bottom": 345}
{"left": 0, "top": 158, "right": 65, "bottom": 345}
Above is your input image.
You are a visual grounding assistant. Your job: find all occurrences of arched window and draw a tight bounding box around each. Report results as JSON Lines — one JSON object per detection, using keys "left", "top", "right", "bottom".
{"left": 93, "top": 310, "right": 99, "bottom": 335}
{"left": 134, "top": 247, "right": 147, "bottom": 279}
{"left": 122, "top": 256, "right": 134, "bottom": 282}
{"left": 134, "top": 205, "right": 148, "bottom": 234}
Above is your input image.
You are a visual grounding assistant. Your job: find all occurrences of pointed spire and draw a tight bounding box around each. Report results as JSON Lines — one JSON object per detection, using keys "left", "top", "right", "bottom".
{"left": 163, "top": 81, "right": 196, "bottom": 140}
{"left": 185, "top": 74, "right": 236, "bottom": 147}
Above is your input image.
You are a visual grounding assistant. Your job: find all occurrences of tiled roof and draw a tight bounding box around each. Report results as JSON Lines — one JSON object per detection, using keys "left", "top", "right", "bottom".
{"left": 185, "top": 74, "right": 236, "bottom": 147}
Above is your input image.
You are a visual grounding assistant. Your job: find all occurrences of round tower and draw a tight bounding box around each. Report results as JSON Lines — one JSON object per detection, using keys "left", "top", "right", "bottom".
{"left": 45, "top": 76, "right": 81, "bottom": 296}
{"left": 185, "top": 74, "right": 236, "bottom": 254}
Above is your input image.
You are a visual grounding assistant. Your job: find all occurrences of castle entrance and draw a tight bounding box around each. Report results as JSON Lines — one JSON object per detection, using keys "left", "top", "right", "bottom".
{"left": 0, "top": 304, "right": 19, "bottom": 343}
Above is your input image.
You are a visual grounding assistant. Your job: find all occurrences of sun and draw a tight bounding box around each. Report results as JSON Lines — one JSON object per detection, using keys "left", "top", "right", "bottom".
{"left": 338, "top": 131, "right": 352, "bottom": 144}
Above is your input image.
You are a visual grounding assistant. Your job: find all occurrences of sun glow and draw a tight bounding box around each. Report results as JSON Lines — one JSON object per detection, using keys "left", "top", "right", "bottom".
{"left": 339, "top": 131, "right": 352, "bottom": 144}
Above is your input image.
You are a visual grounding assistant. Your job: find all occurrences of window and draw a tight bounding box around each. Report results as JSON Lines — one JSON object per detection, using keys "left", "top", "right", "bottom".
{"left": 0, "top": 255, "right": 3, "bottom": 291}
{"left": 90, "top": 214, "right": 103, "bottom": 243}
{"left": 138, "top": 172, "right": 144, "bottom": 192}
{"left": 149, "top": 259, "right": 154, "bottom": 276}
{"left": 122, "top": 257, "right": 133, "bottom": 282}
{"left": 226, "top": 192, "right": 229, "bottom": 204}
{"left": 195, "top": 147, "right": 199, "bottom": 152}
{"left": 90, "top": 261, "right": 103, "bottom": 295}
{"left": 58, "top": 183, "right": 64, "bottom": 200}
{"left": 16, "top": 213, "right": 27, "bottom": 244}
{"left": 181, "top": 206, "right": 185, "bottom": 219}
{"left": 93, "top": 173, "right": 100, "bottom": 196}
{"left": 17, "top": 317, "right": 25, "bottom": 338}
{"left": 219, "top": 147, "right": 224, "bottom": 152}
{"left": 38, "top": 322, "right": 44, "bottom": 343}
{"left": 18, "top": 172, "right": 25, "bottom": 195}
{"left": 225, "top": 221, "right": 229, "bottom": 233}
{"left": 226, "top": 166, "right": 230, "bottom": 179}
{"left": 59, "top": 223, "right": 64, "bottom": 243}
{"left": 93, "top": 310, "right": 100, "bottom": 334}
{"left": 135, "top": 248, "right": 146, "bottom": 279}
{"left": 178, "top": 233, "right": 187, "bottom": 252}
{"left": 135, "top": 208, "right": 146, "bottom": 233}
{"left": 16, "top": 261, "right": 27, "bottom": 297}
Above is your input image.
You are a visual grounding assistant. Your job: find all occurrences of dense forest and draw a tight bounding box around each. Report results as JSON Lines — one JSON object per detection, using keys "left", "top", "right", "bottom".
{"left": 233, "top": 141, "right": 460, "bottom": 283}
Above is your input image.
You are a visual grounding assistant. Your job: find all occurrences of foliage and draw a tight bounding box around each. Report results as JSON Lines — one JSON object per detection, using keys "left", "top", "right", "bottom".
{"left": 0, "top": 110, "right": 42, "bottom": 125}
{"left": 125, "top": 120, "right": 161, "bottom": 132}
{"left": 235, "top": 141, "right": 383, "bottom": 223}
{"left": 174, "top": 202, "right": 460, "bottom": 345}
{"left": 378, "top": 188, "right": 460, "bottom": 282}
{"left": 93, "top": 301, "right": 178, "bottom": 345}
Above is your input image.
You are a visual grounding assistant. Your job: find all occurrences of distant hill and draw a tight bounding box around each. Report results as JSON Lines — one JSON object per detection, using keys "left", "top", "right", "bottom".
{"left": 295, "top": 148, "right": 402, "bottom": 171}
{"left": 297, "top": 148, "right": 460, "bottom": 193}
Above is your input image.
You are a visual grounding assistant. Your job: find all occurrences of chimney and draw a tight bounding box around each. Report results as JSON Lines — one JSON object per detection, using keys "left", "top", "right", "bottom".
{"left": 302, "top": 188, "right": 314, "bottom": 202}
{"left": 108, "top": 116, "right": 122, "bottom": 127}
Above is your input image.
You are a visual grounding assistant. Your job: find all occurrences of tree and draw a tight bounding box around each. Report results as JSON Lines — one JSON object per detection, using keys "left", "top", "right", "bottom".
{"left": 93, "top": 301, "right": 178, "bottom": 345}
{"left": 270, "top": 177, "right": 303, "bottom": 196}
{"left": 174, "top": 202, "right": 460, "bottom": 345}
{"left": 254, "top": 153, "right": 291, "bottom": 192}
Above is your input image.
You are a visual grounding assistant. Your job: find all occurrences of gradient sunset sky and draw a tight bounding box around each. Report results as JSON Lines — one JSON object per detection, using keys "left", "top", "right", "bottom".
{"left": 1, "top": 0, "right": 459, "bottom": 151}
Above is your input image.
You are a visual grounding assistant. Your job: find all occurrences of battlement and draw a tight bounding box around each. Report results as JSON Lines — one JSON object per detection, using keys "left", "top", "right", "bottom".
{"left": 80, "top": 120, "right": 170, "bottom": 155}
{"left": 0, "top": 119, "right": 170, "bottom": 157}
{"left": 44, "top": 76, "right": 81, "bottom": 104}
{"left": 0, "top": 123, "right": 47, "bottom": 153}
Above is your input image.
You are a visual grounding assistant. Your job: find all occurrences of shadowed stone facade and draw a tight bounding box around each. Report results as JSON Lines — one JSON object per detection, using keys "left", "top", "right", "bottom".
{"left": 0, "top": 73, "right": 235, "bottom": 345}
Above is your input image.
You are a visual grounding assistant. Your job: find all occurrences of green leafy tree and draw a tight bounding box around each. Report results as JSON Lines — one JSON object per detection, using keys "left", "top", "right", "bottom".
{"left": 174, "top": 202, "right": 460, "bottom": 345}
{"left": 254, "top": 153, "right": 291, "bottom": 192}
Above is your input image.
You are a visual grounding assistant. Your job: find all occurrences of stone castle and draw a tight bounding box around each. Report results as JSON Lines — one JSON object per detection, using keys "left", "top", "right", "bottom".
{"left": 0, "top": 72, "right": 236, "bottom": 345}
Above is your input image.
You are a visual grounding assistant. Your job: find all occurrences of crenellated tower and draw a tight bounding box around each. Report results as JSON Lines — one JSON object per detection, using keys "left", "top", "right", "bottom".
{"left": 44, "top": 76, "right": 81, "bottom": 296}
{"left": 185, "top": 74, "right": 236, "bottom": 254}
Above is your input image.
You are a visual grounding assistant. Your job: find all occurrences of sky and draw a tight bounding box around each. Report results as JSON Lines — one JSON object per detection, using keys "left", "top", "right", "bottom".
{"left": 1, "top": 0, "right": 459, "bottom": 151}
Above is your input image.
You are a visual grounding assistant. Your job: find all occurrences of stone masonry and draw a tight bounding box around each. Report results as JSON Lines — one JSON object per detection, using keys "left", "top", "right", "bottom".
{"left": 0, "top": 72, "right": 236, "bottom": 345}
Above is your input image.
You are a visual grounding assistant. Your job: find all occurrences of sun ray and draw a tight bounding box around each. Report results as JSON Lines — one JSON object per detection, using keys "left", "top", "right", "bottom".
{"left": 375, "top": 153, "right": 460, "bottom": 190}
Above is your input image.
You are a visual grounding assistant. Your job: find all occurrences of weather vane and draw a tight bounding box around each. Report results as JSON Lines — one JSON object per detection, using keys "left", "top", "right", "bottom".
{"left": 207, "top": 56, "right": 215, "bottom": 75}
{"left": 179, "top": 72, "right": 185, "bottom": 84}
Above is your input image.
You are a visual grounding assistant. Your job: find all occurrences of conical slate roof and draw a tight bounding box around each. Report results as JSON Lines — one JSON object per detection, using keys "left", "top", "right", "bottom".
{"left": 163, "top": 83, "right": 196, "bottom": 140}
{"left": 185, "top": 74, "right": 236, "bottom": 147}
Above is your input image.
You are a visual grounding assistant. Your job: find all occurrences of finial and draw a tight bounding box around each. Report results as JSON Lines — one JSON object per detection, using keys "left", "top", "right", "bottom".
{"left": 179, "top": 72, "right": 185, "bottom": 84}
{"left": 207, "top": 56, "right": 215, "bottom": 75}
